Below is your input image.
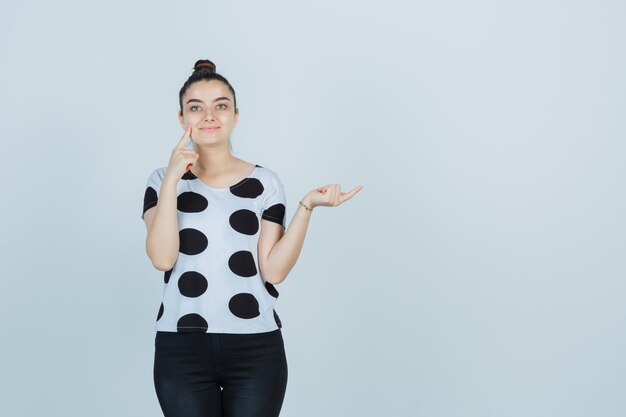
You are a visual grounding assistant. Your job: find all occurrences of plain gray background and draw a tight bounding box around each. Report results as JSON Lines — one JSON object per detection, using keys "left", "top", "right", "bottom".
{"left": 1, "top": 1, "right": 624, "bottom": 416}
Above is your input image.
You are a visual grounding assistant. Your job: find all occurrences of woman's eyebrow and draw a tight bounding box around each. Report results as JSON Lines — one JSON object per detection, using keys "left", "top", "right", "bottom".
{"left": 185, "top": 97, "right": 231, "bottom": 105}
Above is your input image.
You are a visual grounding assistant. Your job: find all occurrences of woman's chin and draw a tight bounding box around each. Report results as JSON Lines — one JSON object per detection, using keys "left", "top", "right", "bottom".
{"left": 192, "top": 138, "right": 228, "bottom": 147}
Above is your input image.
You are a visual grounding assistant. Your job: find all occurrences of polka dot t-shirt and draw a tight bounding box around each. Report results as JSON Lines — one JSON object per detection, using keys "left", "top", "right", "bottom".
{"left": 141, "top": 164, "right": 286, "bottom": 334}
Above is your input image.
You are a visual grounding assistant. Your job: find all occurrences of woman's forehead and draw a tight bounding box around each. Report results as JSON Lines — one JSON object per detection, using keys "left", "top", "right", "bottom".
{"left": 186, "top": 80, "right": 229, "bottom": 98}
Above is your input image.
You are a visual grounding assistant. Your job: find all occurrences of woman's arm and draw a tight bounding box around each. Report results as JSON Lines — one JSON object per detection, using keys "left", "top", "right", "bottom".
{"left": 262, "top": 182, "right": 363, "bottom": 284}
{"left": 261, "top": 196, "right": 314, "bottom": 285}
{"left": 144, "top": 177, "right": 180, "bottom": 271}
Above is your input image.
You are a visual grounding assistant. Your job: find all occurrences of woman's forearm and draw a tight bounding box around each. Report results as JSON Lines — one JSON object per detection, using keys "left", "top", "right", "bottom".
{"left": 146, "top": 177, "right": 180, "bottom": 271}
{"left": 267, "top": 197, "right": 314, "bottom": 284}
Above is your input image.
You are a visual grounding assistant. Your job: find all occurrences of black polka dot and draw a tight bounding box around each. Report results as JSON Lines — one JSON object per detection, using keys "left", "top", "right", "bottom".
{"left": 143, "top": 187, "right": 158, "bottom": 215}
{"left": 164, "top": 268, "right": 173, "bottom": 284}
{"left": 273, "top": 309, "right": 282, "bottom": 328}
{"left": 177, "top": 191, "right": 209, "bottom": 213}
{"left": 261, "top": 203, "right": 286, "bottom": 226}
{"left": 179, "top": 228, "right": 208, "bottom": 255}
{"left": 228, "top": 250, "right": 257, "bottom": 277}
{"left": 229, "top": 293, "right": 260, "bottom": 319}
{"left": 156, "top": 302, "right": 164, "bottom": 321}
{"left": 177, "top": 313, "right": 208, "bottom": 332}
{"left": 230, "top": 177, "right": 264, "bottom": 199}
{"left": 229, "top": 209, "right": 259, "bottom": 235}
{"left": 265, "top": 281, "right": 279, "bottom": 298}
{"left": 178, "top": 271, "right": 208, "bottom": 297}
{"left": 180, "top": 170, "right": 196, "bottom": 181}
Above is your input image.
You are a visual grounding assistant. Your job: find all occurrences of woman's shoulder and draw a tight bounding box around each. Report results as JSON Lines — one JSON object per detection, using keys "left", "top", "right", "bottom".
{"left": 145, "top": 166, "right": 168, "bottom": 185}
{"left": 154, "top": 167, "right": 169, "bottom": 182}
{"left": 147, "top": 166, "right": 168, "bottom": 175}
{"left": 254, "top": 163, "right": 282, "bottom": 180}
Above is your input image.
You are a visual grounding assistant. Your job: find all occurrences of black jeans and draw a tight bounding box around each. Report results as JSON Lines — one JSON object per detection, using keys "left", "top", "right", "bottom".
{"left": 153, "top": 329, "right": 288, "bottom": 417}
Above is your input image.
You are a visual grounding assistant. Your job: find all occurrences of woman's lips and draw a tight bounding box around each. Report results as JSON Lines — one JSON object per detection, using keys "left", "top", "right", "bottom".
{"left": 200, "top": 127, "right": 220, "bottom": 132}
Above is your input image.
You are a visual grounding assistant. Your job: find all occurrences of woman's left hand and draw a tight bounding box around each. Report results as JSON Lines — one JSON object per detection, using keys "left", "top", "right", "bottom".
{"left": 302, "top": 184, "right": 363, "bottom": 209}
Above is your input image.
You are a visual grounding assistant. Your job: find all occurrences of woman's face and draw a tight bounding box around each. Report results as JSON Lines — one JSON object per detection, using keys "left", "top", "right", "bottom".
{"left": 178, "top": 79, "right": 239, "bottom": 148}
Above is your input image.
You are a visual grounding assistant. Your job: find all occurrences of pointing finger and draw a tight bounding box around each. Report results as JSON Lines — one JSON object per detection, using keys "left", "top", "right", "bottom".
{"left": 176, "top": 125, "right": 192, "bottom": 149}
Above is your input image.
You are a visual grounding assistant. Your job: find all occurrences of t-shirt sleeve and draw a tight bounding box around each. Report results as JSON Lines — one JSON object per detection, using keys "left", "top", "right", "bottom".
{"left": 142, "top": 168, "right": 163, "bottom": 220}
{"left": 261, "top": 173, "right": 287, "bottom": 228}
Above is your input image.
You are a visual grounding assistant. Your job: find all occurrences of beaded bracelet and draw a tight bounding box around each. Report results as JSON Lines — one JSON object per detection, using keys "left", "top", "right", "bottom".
{"left": 299, "top": 200, "right": 313, "bottom": 211}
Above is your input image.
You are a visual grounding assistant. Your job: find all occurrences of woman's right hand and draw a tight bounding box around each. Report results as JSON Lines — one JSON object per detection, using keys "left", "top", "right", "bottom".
{"left": 163, "top": 125, "right": 199, "bottom": 183}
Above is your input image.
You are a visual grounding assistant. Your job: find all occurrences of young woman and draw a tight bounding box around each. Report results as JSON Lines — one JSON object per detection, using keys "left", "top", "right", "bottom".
{"left": 142, "top": 59, "right": 362, "bottom": 417}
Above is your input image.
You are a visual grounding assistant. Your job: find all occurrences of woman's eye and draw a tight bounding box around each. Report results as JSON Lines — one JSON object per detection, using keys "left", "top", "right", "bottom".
{"left": 217, "top": 103, "right": 227, "bottom": 110}
{"left": 190, "top": 105, "right": 200, "bottom": 111}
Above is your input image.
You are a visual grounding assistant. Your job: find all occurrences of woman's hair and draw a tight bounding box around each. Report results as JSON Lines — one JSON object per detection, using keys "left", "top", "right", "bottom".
{"left": 178, "top": 59, "right": 238, "bottom": 113}
{"left": 179, "top": 59, "right": 238, "bottom": 152}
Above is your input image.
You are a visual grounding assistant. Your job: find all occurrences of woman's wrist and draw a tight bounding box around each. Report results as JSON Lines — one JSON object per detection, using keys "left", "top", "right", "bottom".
{"left": 299, "top": 198, "right": 314, "bottom": 211}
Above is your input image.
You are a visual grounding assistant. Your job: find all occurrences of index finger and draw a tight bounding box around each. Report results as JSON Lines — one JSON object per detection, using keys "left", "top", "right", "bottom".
{"left": 176, "top": 125, "right": 192, "bottom": 149}
{"left": 339, "top": 185, "right": 363, "bottom": 203}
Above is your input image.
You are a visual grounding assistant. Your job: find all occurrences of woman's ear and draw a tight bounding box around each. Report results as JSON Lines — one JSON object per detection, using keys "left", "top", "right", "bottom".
{"left": 178, "top": 110, "right": 185, "bottom": 129}
{"left": 233, "top": 107, "right": 239, "bottom": 127}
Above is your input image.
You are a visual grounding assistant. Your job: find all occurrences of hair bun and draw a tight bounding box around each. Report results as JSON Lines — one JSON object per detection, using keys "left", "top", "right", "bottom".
{"left": 193, "top": 59, "right": 216, "bottom": 73}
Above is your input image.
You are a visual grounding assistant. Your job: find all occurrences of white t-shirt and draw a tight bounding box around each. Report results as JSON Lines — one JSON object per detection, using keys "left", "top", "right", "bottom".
{"left": 142, "top": 164, "right": 286, "bottom": 334}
